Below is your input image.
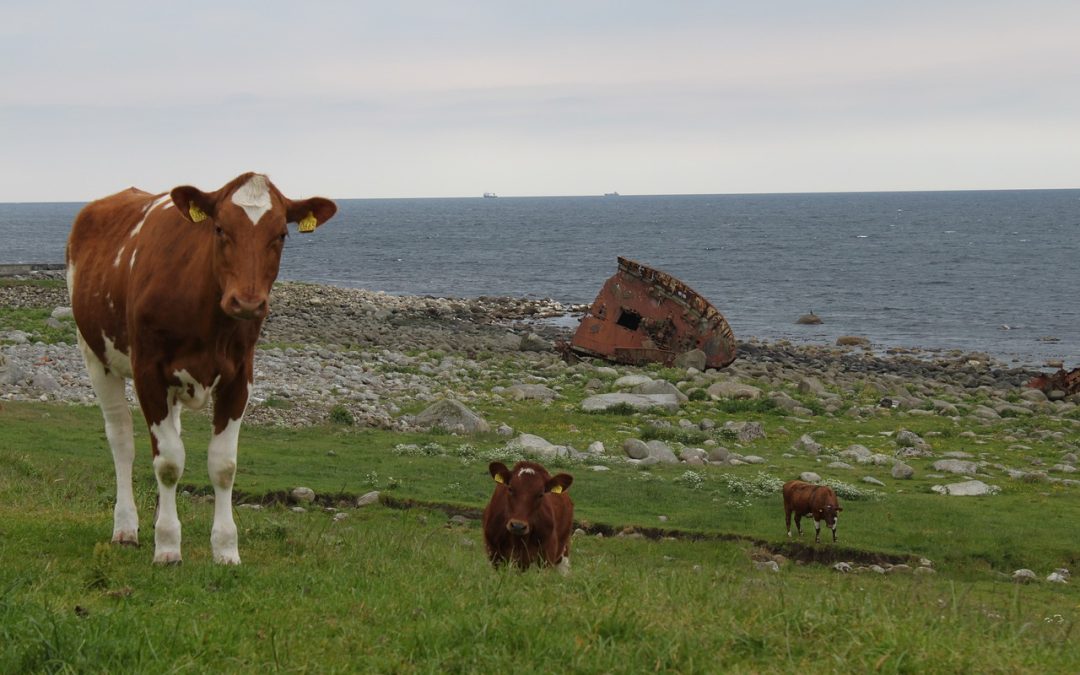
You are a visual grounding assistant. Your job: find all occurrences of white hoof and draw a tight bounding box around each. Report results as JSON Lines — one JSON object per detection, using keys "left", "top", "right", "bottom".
{"left": 112, "top": 530, "right": 139, "bottom": 546}
{"left": 153, "top": 550, "right": 182, "bottom": 565}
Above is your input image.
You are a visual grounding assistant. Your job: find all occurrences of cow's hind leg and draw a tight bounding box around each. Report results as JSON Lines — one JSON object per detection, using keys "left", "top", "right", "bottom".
{"left": 80, "top": 339, "right": 139, "bottom": 545}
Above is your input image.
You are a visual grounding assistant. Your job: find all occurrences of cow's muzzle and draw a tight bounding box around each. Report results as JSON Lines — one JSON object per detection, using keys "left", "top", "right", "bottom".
{"left": 222, "top": 293, "right": 268, "bottom": 320}
{"left": 506, "top": 519, "right": 530, "bottom": 535}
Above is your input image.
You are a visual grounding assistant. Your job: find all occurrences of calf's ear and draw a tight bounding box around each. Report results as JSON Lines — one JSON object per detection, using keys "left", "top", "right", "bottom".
{"left": 489, "top": 462, "right": 511, "bottom": 485}
{"left": 171, "top": 186, "right": 216, "bottom": 224}
{"left": 287, "top": 197, "right": 338, "bottom": 233}
{"left": 547, "top": 473, "right": 573, "bottom": 494}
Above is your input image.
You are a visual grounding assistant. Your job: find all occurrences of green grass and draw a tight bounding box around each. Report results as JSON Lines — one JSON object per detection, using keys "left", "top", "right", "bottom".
{"left": 1, "top": 400, "right": 1079, "bottom": 672}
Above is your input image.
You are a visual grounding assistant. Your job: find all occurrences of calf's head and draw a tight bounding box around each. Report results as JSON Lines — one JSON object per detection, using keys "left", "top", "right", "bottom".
{"left": 489, "top": 461, "right": 573, "bottom": 535}
{"left": 170, "top": 173, "right": 337, "bottom": 320}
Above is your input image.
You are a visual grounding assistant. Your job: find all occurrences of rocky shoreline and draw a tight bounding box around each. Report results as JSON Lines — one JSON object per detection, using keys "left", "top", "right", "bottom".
{"left": 0, "top": 276, "right": 1069, "bottom": 433}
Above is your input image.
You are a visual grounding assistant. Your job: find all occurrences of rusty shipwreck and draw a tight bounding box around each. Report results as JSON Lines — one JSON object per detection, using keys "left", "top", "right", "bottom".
{"left": 565, "top": 257, "right": 737, "bottom": 369}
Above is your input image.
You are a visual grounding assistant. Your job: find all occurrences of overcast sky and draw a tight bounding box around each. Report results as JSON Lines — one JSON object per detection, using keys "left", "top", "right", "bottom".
{"left": 1, "top": 1, "right": 1078, "bottom": 202}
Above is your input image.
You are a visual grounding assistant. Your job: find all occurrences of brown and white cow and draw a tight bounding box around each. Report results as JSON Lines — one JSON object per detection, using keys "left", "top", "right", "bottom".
{"left": 783, "top": 479, "right": 843, "bottom": 544}
{"left": 483, "top": 461, "right": 574, "bottom": 573}
{"left": 66, "top": 173, "right": 336, "bottom": 564}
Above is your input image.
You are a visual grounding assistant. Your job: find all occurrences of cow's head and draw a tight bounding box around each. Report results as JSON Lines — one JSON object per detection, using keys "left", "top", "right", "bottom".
{"left": 816, "top": 502, "right": 842, "bottom": 527}
{"left": 170, "top": 173, "right": 337, "bottom": 320}
{"left": 489, "top": 461, "right": 573, "bottom": 536}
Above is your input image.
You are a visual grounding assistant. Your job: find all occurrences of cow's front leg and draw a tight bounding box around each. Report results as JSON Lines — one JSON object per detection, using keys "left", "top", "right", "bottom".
{"left": 209, "top": 378, "right": 247, "bottom": 564}
{"left": 146, "top": 399, "right": 185, "bottom": 564}
{"left": 794, "top": 513, "right": 803, "bottom": 537}
{"left": 813, "top": 518, "right": 822, "bottom": 544}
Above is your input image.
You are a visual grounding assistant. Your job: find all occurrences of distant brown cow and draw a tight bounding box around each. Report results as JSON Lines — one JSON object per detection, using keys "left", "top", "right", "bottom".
{"left": 783, "top": 480, "right": 843, "bottom": 543}
{"left": 483, "top": 461, "right": 574, "bottom": 573}
{"left": 67, "top": 173, "right": 336, "bottom": 564}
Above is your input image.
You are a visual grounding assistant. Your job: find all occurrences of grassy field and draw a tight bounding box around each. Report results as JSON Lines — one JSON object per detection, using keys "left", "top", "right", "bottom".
{"left": 1, "top": 400, "right": 1078, "bottom": 673}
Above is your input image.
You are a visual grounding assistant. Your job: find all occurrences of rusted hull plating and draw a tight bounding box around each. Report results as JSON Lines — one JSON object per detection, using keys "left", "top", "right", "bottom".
{"left": 567, "top": 257, "right": 737, "bottom": 369}
{"left": 1027, "top": 367, "right": 1080, "bottom": 396}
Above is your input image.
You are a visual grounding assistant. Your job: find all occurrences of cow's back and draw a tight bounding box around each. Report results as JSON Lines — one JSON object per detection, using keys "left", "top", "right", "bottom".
{"left": 67, "top": 188, "right": 163, "bottom": 366}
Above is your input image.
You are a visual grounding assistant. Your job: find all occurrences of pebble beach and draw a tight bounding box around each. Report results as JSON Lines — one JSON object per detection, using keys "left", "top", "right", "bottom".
{"left": 2, "top": 274, "right": 1071, "bottom": 434}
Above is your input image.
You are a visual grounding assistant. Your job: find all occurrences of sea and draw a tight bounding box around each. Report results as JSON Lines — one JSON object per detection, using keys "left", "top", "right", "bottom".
{"left": 2, "top": 190, "right": 1077, "bottom": 369}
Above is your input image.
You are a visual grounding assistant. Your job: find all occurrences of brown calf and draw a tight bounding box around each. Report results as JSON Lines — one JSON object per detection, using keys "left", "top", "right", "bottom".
{"left": 483, "top": 461, "right": 574, "bottom": 573}
{"left": 783, "top": 480, "right": 843, "bottom": 543}
{"left": 67, "top": 173, "right": 336, "bottom": 564}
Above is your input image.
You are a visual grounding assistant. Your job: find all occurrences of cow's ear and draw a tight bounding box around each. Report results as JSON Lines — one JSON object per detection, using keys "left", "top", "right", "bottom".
{"left": 171, "top": 186, "right": 216, "bottom": 224}
{"left": 489, "top": 462, "right": 511, "bottom": 485}
{"left": 287, "top": 197, "right": 337, "bottom": 233}
{"left": 547, "top": 473, "right": 573, "bottom": 494}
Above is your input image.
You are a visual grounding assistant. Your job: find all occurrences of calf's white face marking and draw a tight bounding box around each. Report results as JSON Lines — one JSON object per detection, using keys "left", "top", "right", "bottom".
{"left": 231, "top": 174, "right": 272, "bottom": 225}
{"left": 517, "top": 467, "right": 536, "bottom": 476}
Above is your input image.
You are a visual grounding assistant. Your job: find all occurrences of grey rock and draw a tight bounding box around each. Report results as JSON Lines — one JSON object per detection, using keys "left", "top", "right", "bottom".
{"left": 862, "top": 476, "right": 886, "bottom": 487}
{"left": 623, "top": 438, "right": 650, "bottom": 460}
{"left": 674, "top": 349, "right": 707, "bottom": 371}
{"left": 707, "top": 380, "right": 762, "bottom": 400}
{"left": 931, "top": 459, "right": 979, "bottom": 475}
{"left": 580, "top": 393, "right": 680, "bottom": 412}
{"left": 614, "top": 374, "right": 653, "bottom": 388}
{"left": 412, "top": 399, "right": 490, "bottom": 433}
{"left": 632, "top": 379, "right": 689, "bottom": 403}
{"left": 891, "top": 462, "right": 915, "bottom": 479}
{"left": 292, "top": 487, "right": 316, "bottom": 503}
{"left": 1012, "top": 568, "right": 1037, "bottom": 583}
{"left": 793, "top": 434, "right": 824, "bottom": 455}
{"left": 931, "top": 480, "right": 1000, "bottom": 496}
{"left": 799, "top": 471, "right": 821, "bottom": 483}
{"left": 356, "top": 491, "right": 380, "bottom": 507}
{"left": 505, "top": 384, "right": 560, "bottom": 401}
{"left": 723, "top": 420, "right": 766, "bottom": 443}
{"left": 646, "top": 440, "right": 679, "bottom": 464}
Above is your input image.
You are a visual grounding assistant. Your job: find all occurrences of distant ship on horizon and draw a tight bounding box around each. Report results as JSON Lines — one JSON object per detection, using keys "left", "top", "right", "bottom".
{"left": 483, "top": 192, "right": 498, "bottom": 198}
{"left": 604, "top": 191, "right": 620, "bottom": 197}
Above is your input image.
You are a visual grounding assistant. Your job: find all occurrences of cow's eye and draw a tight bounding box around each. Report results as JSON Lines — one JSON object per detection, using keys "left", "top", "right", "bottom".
{"left": 508, "top": 488, "right": 515, "bottom": 496}
{"left": 214, "top": 225, "right": 225, "bottom": 238}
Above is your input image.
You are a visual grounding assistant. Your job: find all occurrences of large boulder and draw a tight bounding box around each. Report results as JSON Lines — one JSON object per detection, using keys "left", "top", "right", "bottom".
{"left": 580, "top": 393, "right": 681, "bottom": 413}
{"left": 931, "top": 459, "right": 979, "bottom": 475}
{"left": 411, "top": 399, "right": 491, "bottom": 433}
{"left": 632, "top": 379, "right": 688, "bottom": 403}
{"left": 707, "top": 380, "right": 762, "bottom": 400}
{"left": 931, "top": 480, "right": 1000, "bottom": 496}
{"left": 505, "top": 384, "right": 560, "bottom": 401}
{"left": 508, "top": 433, "right": 569, "bottom": 460}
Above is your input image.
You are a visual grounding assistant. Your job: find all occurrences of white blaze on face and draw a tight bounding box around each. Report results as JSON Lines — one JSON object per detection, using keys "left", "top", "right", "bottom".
{"left": 517, "top": 467, "right": 537, "bottom": 476}
{"left": 231, "top": 174, "right": 272, "bottom": 225}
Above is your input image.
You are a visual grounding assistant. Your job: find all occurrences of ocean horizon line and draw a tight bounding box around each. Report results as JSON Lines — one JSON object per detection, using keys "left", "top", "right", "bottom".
{"left": 2, "top": 185, "right": 1079, "bottom": 207}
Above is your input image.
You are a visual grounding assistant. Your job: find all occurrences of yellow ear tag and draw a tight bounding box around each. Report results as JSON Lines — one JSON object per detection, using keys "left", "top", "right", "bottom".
{"left": 494, "top": 474, "right": 505, "bottom": 484}
{"left": 189, "top": 205, "right": 208, "bottom": 223}
{"left": 550, "top": 485, "right": 563, "bottom": 494}
{"left": 298, "top": 213, "right": 318, "bottom": 233}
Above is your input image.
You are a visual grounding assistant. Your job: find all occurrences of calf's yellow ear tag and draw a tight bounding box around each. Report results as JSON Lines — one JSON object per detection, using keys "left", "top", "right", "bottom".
{"left": 550, "top": 485, "right": 563, "bottom": 494}
{"left": 298, "top": 212, "right": 318, "bottom": 233}
{"left": 189, "top": 205, "right": 208, "bottom": 223}
{"left": 494, "top": 474, "right": 505, "bottom": 484}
